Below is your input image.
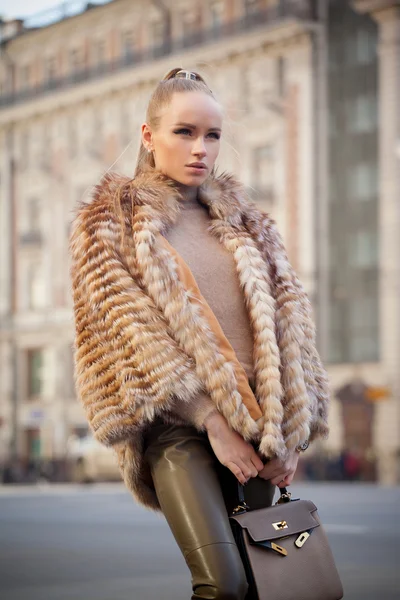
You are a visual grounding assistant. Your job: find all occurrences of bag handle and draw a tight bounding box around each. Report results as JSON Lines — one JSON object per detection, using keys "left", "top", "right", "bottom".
{"left": 233, "top": 482, "right": 292, "bottom": 515}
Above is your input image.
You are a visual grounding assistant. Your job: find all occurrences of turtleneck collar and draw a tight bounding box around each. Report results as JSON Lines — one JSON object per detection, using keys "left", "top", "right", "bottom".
{"left": 90, "top": 166, "right": 252, "bottom": 232}
{"left": 174, "top": 182, "right": 199, "bottom": 205}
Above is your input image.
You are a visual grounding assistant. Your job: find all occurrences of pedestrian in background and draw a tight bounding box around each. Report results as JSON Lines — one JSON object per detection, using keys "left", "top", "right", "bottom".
{"left": 69, "top": 68, "right": 331, "bottom": 600}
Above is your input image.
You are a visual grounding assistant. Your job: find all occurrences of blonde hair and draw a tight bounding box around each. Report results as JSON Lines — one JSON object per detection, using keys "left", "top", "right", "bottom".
{"left": 134, "top": 67, "right": 217, "bottom": 177}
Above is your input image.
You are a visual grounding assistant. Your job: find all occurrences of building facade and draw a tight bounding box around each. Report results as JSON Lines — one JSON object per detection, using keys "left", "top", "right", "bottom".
{"left": 0, "top": 0, "right": 398, "bottom": 482}
{"left": 327, "top": 0, "right": 400, "bottom": 483}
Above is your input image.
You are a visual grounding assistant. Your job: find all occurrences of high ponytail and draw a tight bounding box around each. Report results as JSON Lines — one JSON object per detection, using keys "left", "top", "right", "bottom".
{"left": 134, "top": 67, "right": 216, "bottom": 178}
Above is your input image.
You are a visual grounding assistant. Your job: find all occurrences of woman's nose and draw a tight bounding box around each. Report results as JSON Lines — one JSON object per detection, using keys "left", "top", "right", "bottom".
{"left": 192, "top": 138, "right": 207, "bottom": 156}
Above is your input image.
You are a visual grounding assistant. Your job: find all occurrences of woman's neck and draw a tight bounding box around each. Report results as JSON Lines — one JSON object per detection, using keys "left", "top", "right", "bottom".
{"left": 150, "top": 168, "right": 199, "bottom": 203}
{"left": 176, "top": 182, "right": 199, "bottom": 203}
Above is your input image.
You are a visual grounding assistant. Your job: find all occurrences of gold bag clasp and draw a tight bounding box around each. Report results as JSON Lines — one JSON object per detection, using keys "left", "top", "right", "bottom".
{"left": 295, "top": 531, "right": 310, "bottom": 548}
{"left": 272, "top": 520, "right": 288, "bottom": 531}
{"left": 271, "top": 542, "right": 288, "bottom": 556}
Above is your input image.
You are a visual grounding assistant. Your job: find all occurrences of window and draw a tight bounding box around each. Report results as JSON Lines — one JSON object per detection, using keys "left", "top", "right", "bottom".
{"left": 1, "top": 70, "right": 13, "bottom": 96}
{"left": 347, "top": 94, "right": 377, "bottom": 133}
{"left": 20, "top": 64, "right": 31, "bottom": 90}
{"left": 329, "top": 300, "right": 345, "bottom": 332}
{"left": 45, "top": 57, "right": 57, "bottom": 83}
{"left": 20, "top": 129, "right": 30, "bottom": 169}
{"left": 150, "top": 18, "right": 165, "bottom": 48}
{"left": 93, "top": 39, "right": 107, "bottom": 68}
{"left": 349, "top": 330, "right": 379, "bottom": 362}
{"left": 28, "top": 263, "right": 46, "bottom": 309}
{"left": 329, "top": 295, "right": 379, "bottom": 364}
{"left": 210, "top": 0, "right": 224, "bottom": 29}
{"left": 349, "top": 29, "right": 377, "bottom": 65}
{"left": 28, "top": 198, "right": 40, "bottom": 232}
{"left": 70, "top": 48, "right": 84, "bottom": 76}
{"left": 70, "top": 49, "right": 79, "bottom": 70}
{"left": 252, "top": 144, "right": 276, "bottom": 202}
{"left": 276, "top": 56, "right": 285, "bottom": 97}
{"left": 349, "top": 296, "right": 378, "bottom": 330}
{"left": 182, "top": 7, "right": 201, "bottom": 40}
{"left": 64, "top": 343, "right": 76, "bottom": 399}
{"left": 349, "top": 231, "right": 378, "bottom": 268}
{"left": 39, "top": 127, "right": 52, "bottom": 171}
{"left": 121, "top": 29, "right": 136, "bottom": 58}
{"left": 329, "top": 299, "right": 346, "bottom": 363}
{"left": 245, "top": 0, "right": 262, "bottom": 15}
{"left": 347, "top": 283, "right": 380, "bottom": 362}
{"left": 328, "top": 330, "right": 344, "bottom": 364}
{"left": 348, "top": 162, "right": 378, "bottom": 201}
{"left": 86, "top": 111, "right": 103, "bottom": 158}
{"left": 26, "top": 349, "right": 43, "bottom": 398}
{"left": 20, "top": 198, "right": 41, "bottom": 245}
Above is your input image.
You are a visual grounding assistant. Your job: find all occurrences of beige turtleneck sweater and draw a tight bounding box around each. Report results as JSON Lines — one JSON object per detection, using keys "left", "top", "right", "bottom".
{"left": 164, "top": 190, "right": 256, "bottom": 429}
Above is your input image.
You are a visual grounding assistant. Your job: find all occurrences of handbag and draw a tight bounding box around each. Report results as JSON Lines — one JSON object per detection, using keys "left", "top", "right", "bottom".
{"left": 229, "top": 483, "right": 344, "bottom": 600}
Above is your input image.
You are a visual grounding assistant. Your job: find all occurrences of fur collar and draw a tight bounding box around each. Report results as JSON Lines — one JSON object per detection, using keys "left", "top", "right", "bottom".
{"left": 89, "top": 167, "right": 255, "bottom": 232}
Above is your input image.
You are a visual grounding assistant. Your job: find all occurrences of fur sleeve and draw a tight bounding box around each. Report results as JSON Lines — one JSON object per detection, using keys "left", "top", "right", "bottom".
{"left": 69, "top": 202, "right": 203, "bottom": 447}
{"left": 245, "top": 208, "right": 330, "bottom": 446}
{"left": 267, "top": 219, "right": 330, "bottom": 442}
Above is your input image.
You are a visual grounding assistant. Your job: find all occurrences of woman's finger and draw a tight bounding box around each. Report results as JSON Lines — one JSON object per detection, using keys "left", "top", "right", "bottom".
{"left": 237, "top": 458, "right": 258, "bottom": 480}
{"left": 250, "top": 453, "right": 264, "bottom": 472}
{"left": 270, "top": 471, "right": 291, "bottom": 486}
{"left": 226, "top": 461, "right": 247, "bottom": 485}
{"left": 284, "top": 471, "right": 295, "bottom": 486}
{"left": 277, "top": 478, "right": 288, "bottom": 488}
{"left": 258, "top": 462, "right": 283, "bottom": 480}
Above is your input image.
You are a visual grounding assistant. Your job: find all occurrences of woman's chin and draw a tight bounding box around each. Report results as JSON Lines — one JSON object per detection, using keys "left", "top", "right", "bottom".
{"left": 160, "top": 168, "right": 209, "bottom": 187}
{"left": 178, "top": 173, "right": 209, "bottom": 187}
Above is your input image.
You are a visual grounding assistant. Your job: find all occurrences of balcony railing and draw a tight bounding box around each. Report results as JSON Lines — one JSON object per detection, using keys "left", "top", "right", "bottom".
{"left": 0, "top": 2, "right": 314, "bottom": 109}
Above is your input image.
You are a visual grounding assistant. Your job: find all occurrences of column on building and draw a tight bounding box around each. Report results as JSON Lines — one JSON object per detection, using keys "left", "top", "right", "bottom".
{"left": 370, "top": 2, "right": 400, "bottom": 484}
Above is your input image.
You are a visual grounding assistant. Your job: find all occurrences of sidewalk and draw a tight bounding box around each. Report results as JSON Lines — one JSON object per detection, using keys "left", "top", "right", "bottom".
{"left": 0, "top": 481, "right": 126, "bottom": 495}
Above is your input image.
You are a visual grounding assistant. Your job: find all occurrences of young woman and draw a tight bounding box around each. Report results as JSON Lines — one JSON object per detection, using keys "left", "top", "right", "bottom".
{"left": 70, "top": 68, "right": 330, "bottom": 599}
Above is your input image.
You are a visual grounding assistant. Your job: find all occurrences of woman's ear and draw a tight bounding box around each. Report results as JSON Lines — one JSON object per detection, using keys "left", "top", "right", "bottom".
{"left": 141, "top": 123, "right": 153, "bottom": 150}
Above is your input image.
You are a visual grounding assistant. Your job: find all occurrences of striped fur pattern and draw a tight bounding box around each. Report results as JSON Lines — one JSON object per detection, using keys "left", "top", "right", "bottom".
{"left": 69, "top": 168, "right": 330, "bottom": 511}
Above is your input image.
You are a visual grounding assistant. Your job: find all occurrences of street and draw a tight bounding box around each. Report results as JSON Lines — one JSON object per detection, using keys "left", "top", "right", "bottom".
{"left": 0, "top": 482, "right": 399, "bottom": 600}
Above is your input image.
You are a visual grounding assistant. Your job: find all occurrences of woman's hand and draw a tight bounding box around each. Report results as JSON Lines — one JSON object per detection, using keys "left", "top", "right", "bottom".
{"left": 257, "top": 450, "right": 300, "bottom": 487}
{"left": 204, "top": 412, "right": 264, "bottom": 485}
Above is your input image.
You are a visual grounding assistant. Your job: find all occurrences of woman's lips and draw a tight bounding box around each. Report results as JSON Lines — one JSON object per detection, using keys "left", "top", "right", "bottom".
{"left": 186, "top": 165, "right": 207, "bottom": 173}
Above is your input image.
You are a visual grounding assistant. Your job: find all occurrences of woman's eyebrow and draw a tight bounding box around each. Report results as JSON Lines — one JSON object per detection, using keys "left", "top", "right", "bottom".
{"left": 174, "top": 121, "right": 222, "bottom": 132}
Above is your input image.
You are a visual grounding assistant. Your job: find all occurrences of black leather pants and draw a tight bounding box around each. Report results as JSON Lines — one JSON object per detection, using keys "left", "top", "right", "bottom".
{"left": 143, "top": 418, "right": 275, "bottom": 600}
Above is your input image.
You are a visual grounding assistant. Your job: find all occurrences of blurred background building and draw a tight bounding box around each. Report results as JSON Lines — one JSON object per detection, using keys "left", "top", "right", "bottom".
{"left": 0, "top": 0, "right": 399, "bottom": 483}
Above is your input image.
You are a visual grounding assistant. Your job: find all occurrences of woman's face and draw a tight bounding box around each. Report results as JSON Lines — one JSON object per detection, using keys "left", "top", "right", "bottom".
{"left": 142, "top": 91, "right": 222, "bottom": 187}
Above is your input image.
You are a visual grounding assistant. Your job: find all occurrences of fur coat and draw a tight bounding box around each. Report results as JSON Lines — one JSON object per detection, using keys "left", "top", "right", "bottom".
{"left": 69, "top": 168, "right": 330, "bottom": 511}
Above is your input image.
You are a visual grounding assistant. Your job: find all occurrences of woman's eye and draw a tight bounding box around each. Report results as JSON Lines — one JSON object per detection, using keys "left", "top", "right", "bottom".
{"left": 173, "top": 129, "right": 220, "bottom": 140}
{"left": 174, "top": 128, "right": 191, "bottom": 135}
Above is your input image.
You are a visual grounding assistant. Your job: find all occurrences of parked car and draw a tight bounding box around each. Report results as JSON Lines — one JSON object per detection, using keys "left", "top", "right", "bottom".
{"left": 66, "top": 434, "right": 121, "bottom": 483}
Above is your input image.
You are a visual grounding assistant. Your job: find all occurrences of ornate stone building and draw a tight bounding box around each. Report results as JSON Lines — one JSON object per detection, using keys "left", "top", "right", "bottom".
{"left": 0, "top": 0, "right": 398, "bottom": 483}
